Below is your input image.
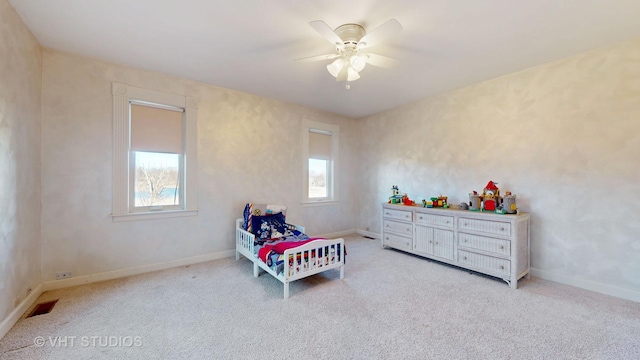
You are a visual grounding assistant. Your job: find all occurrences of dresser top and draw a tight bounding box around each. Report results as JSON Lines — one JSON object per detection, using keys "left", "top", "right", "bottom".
{"left": 381, "top": 202, "right": 529, "bottom": 219}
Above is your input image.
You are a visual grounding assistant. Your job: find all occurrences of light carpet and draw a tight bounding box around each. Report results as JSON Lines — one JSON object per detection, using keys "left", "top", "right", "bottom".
{"left": 1, "top": 235, "right": 639, "bottom": 359}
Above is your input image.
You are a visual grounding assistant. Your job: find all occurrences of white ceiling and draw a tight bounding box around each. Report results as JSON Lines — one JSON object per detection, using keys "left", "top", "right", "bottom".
{"left": 9, "top": 0, "right": 640, "bottom": 118}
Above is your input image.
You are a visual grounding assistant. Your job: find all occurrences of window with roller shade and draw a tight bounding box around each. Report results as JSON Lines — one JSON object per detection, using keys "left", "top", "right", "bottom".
{"left": 129, "top": 103, "right": 183, "bottom": 210}
{"left": 111, "top": 83, "right": 198, "bottom": 221}
{"left": 302, "top": 119, "right": 339, "bottom": 204}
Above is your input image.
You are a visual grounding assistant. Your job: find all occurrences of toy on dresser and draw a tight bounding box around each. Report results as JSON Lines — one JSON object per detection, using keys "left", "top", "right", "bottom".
{"left": 388, "top": 185, "right": 415, "bottom": 205}
{"left": 503, "top": 191, "right": 517, "bottom": 214}
{"left": 481, "top": 181, "right": 500, "bottom": 211}
{"left": 389, "top": 185, "right": 404, "bottom": 204}
{"left": 467, "top": 181, "right": 518, "bottom": 214}
{"left": 428, "top": 196, "right": 448, "bottom": 208}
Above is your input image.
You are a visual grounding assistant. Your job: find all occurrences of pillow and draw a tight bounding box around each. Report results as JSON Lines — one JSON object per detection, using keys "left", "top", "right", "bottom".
{"left": 252, "top": 212, "right": 287, "bottom": 240}
{"left": 243, "top": 203, "right": 287, "bottom": 232}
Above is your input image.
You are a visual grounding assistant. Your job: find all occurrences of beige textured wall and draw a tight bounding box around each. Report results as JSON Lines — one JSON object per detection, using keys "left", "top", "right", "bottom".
{"left": 40, "top": 50, "right": 359, "bottom": 281}
{"left": 358, "top": 38, "right": 640, "bottom": 300}
{"left": 5, "top": 1, "right": 638, "bottom": 310}
{"left": 0, "top": 0, "right": 42, "bottom": 321}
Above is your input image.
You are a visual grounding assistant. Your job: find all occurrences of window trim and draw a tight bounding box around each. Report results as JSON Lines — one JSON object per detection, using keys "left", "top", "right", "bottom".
{"left": 302, "top": 119, "right": 339, "bottom": 206}
{"left": 111, "top": 83, "right": 198, "bottom": 221}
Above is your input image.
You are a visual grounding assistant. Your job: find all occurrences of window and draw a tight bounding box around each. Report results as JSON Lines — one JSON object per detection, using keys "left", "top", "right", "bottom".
{"left": 112, "top": 83, "right": 198, "bottom": 221}
{"left": 302, "top": 119, "right": 338, "bottom": 204}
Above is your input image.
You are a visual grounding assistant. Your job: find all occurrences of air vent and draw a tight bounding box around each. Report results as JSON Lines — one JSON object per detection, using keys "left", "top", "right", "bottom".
{"left": 27, "top": 300, "right": 58, "bottom": 317}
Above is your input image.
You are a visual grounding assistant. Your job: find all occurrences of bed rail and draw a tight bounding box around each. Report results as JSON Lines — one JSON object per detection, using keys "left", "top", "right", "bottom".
{"left": 281, "top": 239, "right": 345, "bottom": 297}
{"left": 235, "top": 218, "right": 344, "bottom": 299}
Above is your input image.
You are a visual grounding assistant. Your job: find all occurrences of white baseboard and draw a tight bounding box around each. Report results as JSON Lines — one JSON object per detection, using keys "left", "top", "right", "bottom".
{"left": 0, "top": 249, "right": 235, "bottom": 341}
{"left": 0, "top": 283, "right": 44, "bottom": 340}
{"left": 5, "top": 246, "right": 635, "bottom": 343}
{"left": 315, "top": 229, "right": 357, "bottom": 239}
{"left": 530, "top": 267, "right": 640, "bottom": 303}
{"left": 356, "top": 229, "right": 380, "bottom": 239}
{"left": 42, "top": 249, "right": 236, "bottom": 291}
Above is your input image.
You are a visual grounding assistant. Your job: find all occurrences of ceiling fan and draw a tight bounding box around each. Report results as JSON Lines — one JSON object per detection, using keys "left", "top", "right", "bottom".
{"left": 299, "top": 19, "right": 403, "bottom": 89}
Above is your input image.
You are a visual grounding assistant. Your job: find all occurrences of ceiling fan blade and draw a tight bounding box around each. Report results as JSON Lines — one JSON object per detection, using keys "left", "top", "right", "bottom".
{"left": 294, "top": 53, "right": 340, "bottom": 62}
{"left": 364, "top": 53, "right": 398, "bottom": 68}
{"left": 309, "top": 20, "right": 345, "bottom": 50}
{"left": 357, "top": 18, "right": 402, "bottom": 49}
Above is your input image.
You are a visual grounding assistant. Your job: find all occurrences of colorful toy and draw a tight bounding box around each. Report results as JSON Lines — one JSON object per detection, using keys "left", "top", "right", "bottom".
{"left": 389, "top": 185, "right": 404, "bottom": 204}
{"left": 467, "top": 181, "right": 520, "bottom": 214}
{"left": 403, "top": 195, "right": 415, "bottom": 206}
{"left": 503, "top": 191, "right": 517, "bottom": 214}
{"left": 389, "top": 185, "right": 415, "bottom": 205}
{"left": 430, "top": 196, "right": 448, "bottom": 208}
{"left": 481, "top": 181, "right": 501, "bottom": 211}
{"left": 421, "top": 199, "right": 433, "bottom": 208}
{"left": 469, "top": 190, "right": 481, "bottom": 211}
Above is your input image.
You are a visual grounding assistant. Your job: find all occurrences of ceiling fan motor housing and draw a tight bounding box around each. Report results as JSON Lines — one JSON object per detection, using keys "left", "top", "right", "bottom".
{"left": 334, "top": 24, "right": 366, "bottom": 47}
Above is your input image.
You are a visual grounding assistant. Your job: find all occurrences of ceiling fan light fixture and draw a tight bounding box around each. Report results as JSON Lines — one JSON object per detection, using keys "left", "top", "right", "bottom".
{"left": 326, "top": 58, "right": 343, "bottom": 77}
{"left": 347, "top": 67, "right": 360, "bottom": 81}
{"left": 349, "top": 54, "right": 368, "bottom": 72}
{"left": 309, "top": 19, "right": 402, "bottom": 86}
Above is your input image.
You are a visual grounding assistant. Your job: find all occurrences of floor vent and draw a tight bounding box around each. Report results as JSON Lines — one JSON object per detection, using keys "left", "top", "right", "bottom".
{"left": 28, "top": 300, "right": 58, "bottom": 318}
{"left": 363, "top": 236, "right": 376, "bottom": 239}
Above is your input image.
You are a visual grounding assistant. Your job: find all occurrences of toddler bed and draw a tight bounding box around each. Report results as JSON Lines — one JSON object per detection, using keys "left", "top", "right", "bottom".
{"left": 235, "top": 204, "right": 345, "bottom": 299}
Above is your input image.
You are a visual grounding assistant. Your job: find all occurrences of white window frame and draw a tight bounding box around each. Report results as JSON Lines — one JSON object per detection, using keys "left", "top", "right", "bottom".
{"left": 112, "top": 83, "right": 198, "bottom": 221}
{"left": 302, "top": 119, "right": 339, "bottom": 206}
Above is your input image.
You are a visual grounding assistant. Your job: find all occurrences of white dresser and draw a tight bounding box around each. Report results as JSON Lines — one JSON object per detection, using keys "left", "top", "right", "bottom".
{"left": 381, "top": 203, "right": 530, "bottom": 288}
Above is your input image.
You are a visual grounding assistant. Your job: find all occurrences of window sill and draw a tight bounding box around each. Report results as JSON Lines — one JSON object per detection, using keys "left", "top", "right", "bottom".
{"left": 301, "top": 200, "right": 339, "bottom": 207}
{"left": 112, "top": 209, "right": 198, "bottom": 222}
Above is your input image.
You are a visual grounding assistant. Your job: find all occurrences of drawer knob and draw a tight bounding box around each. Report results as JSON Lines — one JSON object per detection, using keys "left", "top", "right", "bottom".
{"left": 500, "top": 265, "right": 504, "bottom": 269}
{"left": 500, "top": 246, "right": 504, "bottom": 249}
{"left": 500, "top": 227, "right": 505, "bottom": 231}
{"left": 463, "top": 256, "right": 467, "bottom": 260}
{"left": 446, "top": 221, "right": 450, "bottom": 224}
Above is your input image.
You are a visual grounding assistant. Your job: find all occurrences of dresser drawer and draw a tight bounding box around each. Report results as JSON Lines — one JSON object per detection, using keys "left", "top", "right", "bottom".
{"left": 383, "top": 219, "right": 413, "bottom": 237}
{"left": 382, "top": 233, "right": 412, "bottom": 252}
{"left": 415, "top": 212, "right": 454, "bottom": 228}
{"left": 382, "top": 208, "right": 412, "bottom": 222}
{"left": 458, "top": 250, "right": 510, "bottom": 277}
{"left": 458, "top": 233, "right": 510, "bottom": 256}
{"left": 458, "top": 217, "right": 511, "bottom": 237}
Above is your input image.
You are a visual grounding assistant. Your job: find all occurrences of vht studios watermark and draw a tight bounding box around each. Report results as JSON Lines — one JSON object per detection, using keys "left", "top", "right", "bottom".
{"left": 34, "top": 336, "right": 143, "bottom": 348}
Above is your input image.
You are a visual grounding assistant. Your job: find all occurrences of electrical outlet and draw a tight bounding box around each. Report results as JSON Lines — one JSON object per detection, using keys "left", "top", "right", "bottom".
{"left": 56, "top": 272, "right": 72, "bottom": 280}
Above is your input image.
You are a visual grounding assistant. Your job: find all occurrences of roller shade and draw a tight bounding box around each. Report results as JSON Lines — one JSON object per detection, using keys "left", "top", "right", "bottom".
{"left": 309, "top": 130, "right": 332, "bottom": 160}
{"left": 130, "top": 103, "right": 184, "bottom": 154}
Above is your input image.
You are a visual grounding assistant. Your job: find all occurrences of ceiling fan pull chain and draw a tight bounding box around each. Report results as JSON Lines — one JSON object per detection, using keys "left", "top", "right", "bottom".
{"left": 345, "top": 82, "right": 351, "bottom": 90}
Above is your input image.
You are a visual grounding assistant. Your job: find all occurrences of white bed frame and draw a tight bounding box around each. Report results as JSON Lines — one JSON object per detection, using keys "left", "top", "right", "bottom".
{"left": 235, "top": 219, "right": 345, "bottom": 299}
